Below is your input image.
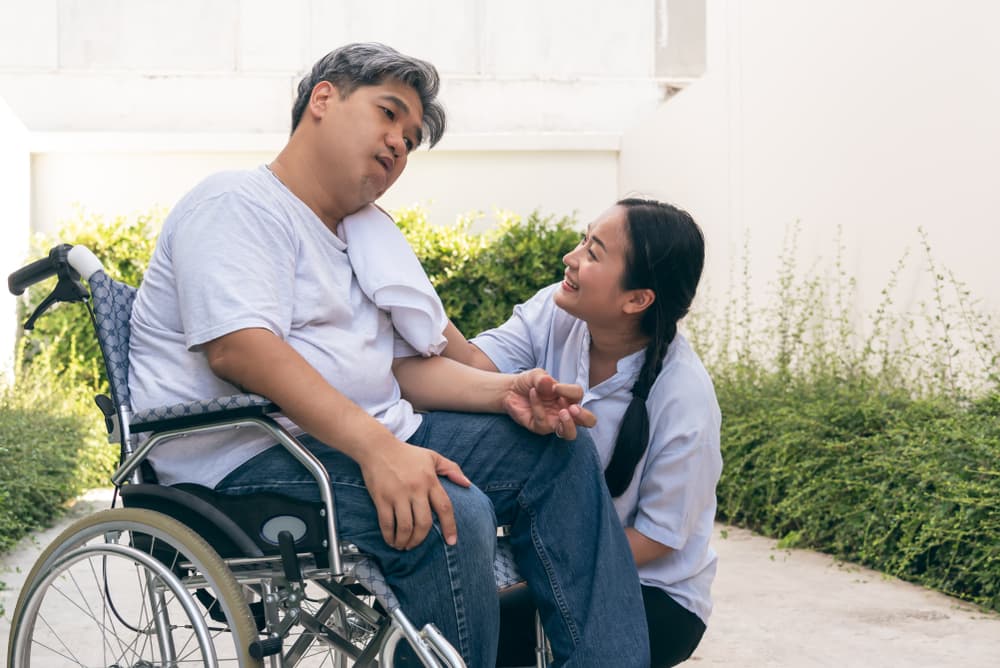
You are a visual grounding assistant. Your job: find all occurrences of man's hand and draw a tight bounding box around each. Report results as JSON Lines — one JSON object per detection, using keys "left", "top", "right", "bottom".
{"left": 504, "top": 369, "right": 597, "bottom": 439}
{"left": 358, "top": 439, "right": 471, "bottom": 550}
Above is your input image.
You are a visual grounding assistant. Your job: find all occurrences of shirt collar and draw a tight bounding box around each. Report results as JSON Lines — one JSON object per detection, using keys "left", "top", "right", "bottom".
{"left": 579, "top": 328, "right": 647, "bottom": 400}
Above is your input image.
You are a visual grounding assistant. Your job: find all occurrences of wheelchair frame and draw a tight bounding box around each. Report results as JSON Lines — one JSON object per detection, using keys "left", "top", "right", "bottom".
{"left": 6, "top": 244, "right": 523, "bottom": 667}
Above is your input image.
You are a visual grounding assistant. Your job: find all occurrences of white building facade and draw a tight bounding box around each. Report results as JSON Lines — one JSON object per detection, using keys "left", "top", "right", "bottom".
{"left": 2, "top": 0, "right": 997, "bottom": 374}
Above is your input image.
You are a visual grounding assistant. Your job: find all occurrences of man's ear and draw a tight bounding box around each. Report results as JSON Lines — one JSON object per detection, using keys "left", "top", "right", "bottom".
{"left": 622, "top": 288, "right": 655, "bottom": 316}
{"left": 308, "top": 81, "right": 337, "bottom": 118}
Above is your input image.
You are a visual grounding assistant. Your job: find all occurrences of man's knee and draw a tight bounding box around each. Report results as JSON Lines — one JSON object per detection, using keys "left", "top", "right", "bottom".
{"left": 545, "top": 428, "right": 603, "bottom": 481}
{"left": 442, "top": 481, "right": 496, "bottom": 554}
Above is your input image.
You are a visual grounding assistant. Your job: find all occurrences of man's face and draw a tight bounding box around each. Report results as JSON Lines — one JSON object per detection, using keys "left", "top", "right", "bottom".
{"left": 314, "top": 79, "right": 424, "bottom": 210}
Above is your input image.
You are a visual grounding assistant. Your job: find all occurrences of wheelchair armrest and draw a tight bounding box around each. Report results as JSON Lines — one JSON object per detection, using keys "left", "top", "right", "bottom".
{"left": 130, "top": 393, "right": 280, "bottom": 433}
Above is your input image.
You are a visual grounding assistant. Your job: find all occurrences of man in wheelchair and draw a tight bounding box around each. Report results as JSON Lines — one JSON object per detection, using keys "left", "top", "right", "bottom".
{"left": 124, "top": 42, "right": 648, "bottom": 667}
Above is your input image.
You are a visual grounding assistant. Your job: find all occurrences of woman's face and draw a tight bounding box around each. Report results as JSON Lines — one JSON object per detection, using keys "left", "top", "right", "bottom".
{"left": 554, "top": 205, "right": 636, "bottom": 326}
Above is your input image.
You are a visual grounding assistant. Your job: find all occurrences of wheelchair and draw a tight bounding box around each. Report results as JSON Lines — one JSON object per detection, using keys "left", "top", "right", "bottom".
{"left": 5, "top": 244, "right": 547, "bottom": 668}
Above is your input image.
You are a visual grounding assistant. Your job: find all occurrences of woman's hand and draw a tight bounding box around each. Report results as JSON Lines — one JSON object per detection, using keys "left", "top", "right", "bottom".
{"left": 503, "top": 369, "right": 597, "bottom": 439}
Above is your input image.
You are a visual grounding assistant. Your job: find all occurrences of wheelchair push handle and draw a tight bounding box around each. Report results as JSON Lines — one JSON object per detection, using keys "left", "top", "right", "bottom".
{"left": 7, "top": 244, "right": 105, "bottom": 330}
{"left": 8, "top": 244, "right": 71, "bottom": 296}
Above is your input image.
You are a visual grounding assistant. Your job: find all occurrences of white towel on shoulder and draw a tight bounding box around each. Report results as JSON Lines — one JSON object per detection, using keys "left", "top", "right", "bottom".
{"left": 341, "top": 204, "right": 448, "bottom": 357}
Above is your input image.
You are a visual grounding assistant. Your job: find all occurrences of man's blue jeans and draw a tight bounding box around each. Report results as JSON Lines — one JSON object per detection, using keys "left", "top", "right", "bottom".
{"left": 214, "top": 411, "right": 649, "bottom": 666}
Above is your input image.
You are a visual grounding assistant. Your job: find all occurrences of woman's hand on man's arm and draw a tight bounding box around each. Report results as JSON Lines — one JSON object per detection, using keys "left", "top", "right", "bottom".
{"left": 392, "top": 356, "right": 595, "bottom": 439}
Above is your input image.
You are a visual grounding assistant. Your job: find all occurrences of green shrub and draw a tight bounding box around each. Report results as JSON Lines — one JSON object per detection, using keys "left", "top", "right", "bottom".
{"left": 396, "top": 207, "right": 579, "bottom": 336}
{"left": 0, "top": 347, "right": 115, "bottom": 553}
{"left": 0, "top": 346, "right": 117, "bottom": 616}
{"left": 714, "top": 374, "right": 1000, "bottom": 610}
{"left": 21, "top": 209, "right": 162, "bottom": 393}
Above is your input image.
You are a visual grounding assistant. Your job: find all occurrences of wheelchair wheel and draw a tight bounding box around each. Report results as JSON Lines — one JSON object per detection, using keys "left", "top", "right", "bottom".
{"left": 8, "top": 508, "right": 262, "bottom": 667}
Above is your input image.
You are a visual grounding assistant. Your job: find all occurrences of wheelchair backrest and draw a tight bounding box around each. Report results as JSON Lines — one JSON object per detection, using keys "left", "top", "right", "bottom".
{"left": 87, "top": 270, "right": 137, "bottom": 412}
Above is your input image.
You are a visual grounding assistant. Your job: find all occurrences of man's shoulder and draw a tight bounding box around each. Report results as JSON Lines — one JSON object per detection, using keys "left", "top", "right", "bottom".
{"left": 165, "top": 166, "right": 294, "bottom": 228}
{"left": 183, "top": 167, "right": 273, "bottom": 206}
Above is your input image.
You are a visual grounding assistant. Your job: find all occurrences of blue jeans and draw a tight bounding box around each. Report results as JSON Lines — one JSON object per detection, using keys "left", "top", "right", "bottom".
{"left": 214, "top": 412, "right": 649, "bottom": 667}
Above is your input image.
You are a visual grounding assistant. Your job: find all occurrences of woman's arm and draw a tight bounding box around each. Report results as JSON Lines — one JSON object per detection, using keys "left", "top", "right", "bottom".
{"left": 441, "top": 321, "right": 499, "bottom": 371}
{"left": 626, "top": 527, "right": 673, "bottom": 566}
{"left": 630, "top": 358, "right": 723, "bottom": 568}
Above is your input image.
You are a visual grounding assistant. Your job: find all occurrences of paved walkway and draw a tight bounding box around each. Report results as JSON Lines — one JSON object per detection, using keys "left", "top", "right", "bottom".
{"left": 692, "top": 526, "right": 1000, "bottom": 667}
{"left": 2, "top": 490, "right": 999, "bottom": 666}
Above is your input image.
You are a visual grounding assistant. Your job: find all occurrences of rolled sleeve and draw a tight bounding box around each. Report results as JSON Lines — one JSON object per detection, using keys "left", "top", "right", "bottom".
{"left": 632, "top": 431, "right": 706, "bottom": 550}
{"left": 471, "top": 283, "right": 558, "bottom": 373}
{"left": 632, "top": 379, "right": 722, "bottom": 551}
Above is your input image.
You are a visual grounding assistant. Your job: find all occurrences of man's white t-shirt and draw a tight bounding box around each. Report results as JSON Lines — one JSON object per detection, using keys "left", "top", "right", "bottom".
{"left": 128, "top": 166, "right": 423, "bottom": 487}
{"left": 472, "top": 283, "right": 723, "bottom": 624}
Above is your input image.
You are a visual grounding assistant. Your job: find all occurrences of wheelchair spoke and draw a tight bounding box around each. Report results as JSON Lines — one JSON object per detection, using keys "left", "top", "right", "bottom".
{"left": 49, "top": 570, "right": 132, "bottom": 661}
{"left": 45, "top": 553, "right": 150, "bottom": 666}
{"left": 23, "top": 637, "right": 86, "bottom": 666}
{"left": 90, "top": 552, "right": 133, "bottom": 660}
{"left": 35, "top": 611, "right": 84, "bottom": 665}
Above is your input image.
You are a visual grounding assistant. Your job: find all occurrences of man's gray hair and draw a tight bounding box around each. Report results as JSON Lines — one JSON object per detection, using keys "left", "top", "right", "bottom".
{"left": 291, "top": 42, "right": 446, "bottom": 148}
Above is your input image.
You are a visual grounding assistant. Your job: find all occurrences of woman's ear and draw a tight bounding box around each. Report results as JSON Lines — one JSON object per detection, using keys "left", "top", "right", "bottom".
{"left": 622, "top": 288, "right": 655, "bottom": 315}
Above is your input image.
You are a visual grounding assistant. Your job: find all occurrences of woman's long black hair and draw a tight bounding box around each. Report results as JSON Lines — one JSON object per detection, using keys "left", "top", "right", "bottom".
{"left": 603, "top": 198, "right": 705, "bottom": 497}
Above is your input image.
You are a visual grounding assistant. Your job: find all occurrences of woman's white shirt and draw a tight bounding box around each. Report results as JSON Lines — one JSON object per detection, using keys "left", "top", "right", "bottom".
{"left": 471, "top": 283, "right": 723, "bottom": 624}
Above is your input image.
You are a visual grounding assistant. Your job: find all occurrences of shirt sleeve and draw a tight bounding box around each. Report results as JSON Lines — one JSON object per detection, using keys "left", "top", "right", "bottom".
{"left": 631, "top": 365, "right": 723, "bottom": 551}
{"left": 392, "top": 328, "right": 420, "bottom": 358}
{"left": 470, "top": 284, "right": 559, "bottom": 373}
{"left": 170, "top": 192, "right": 297, "bottom": 350}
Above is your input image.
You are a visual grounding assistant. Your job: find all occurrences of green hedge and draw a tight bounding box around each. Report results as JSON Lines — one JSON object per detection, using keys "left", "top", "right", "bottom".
{"left": 21, "top": 210, "right": 160, "bottom": 393}
{"left": 0, "top": 352, "right": 116, "bottom": 560}
{"left": 715, "top": 371, "right": 1000, "bottom": 611}
{"left": 693, "top": 226, "right": 1000, "bottom": 612}
{"left": 394, "top": 207, "right": 579, "bottom": 337}
{"left": 0, "top": 401, "right": 109, "bottom": 555}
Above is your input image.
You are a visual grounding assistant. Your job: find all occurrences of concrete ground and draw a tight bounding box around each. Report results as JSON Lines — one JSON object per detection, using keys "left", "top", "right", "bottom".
{"left": 2, "top": 489, "right": 999, "bottom": 666}
{"left": 691, "top": 525, "right": 1000, "bottom": 667}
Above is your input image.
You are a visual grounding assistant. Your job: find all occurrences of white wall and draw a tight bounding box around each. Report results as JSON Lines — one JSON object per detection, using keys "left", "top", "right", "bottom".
{"left": 0, "top": 97, "right": 30, "bottom": 378}
{"left": 29, "top": 139, "right": 619, "bottom": 235}
{"left": 621, "top": 0, "right": 1000, "bottom": 326}
{"left": 0, "top": 0, "right": 705, "bottom": 233}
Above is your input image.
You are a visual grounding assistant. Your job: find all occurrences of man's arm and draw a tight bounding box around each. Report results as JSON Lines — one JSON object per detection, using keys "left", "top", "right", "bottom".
{"left": 392, "top": 355, "right": 595, "bottom": 440}
{"left": 204, "top": 327, "right": 469, "bottom": 551}
{"left": 441, "top": 321, "right": 498, "bottom": 371}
